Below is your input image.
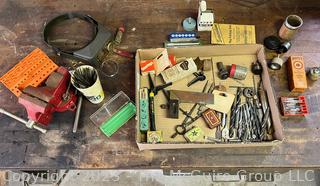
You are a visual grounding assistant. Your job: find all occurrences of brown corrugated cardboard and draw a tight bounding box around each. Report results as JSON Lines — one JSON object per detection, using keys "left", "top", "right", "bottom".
{"left": 135, "top": 44, "right": 283, "bottom": 150}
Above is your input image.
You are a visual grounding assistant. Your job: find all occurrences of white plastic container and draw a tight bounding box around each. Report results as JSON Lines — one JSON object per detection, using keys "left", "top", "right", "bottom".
{"left": 71, "top": 65, "right": 104, "bottom": 104}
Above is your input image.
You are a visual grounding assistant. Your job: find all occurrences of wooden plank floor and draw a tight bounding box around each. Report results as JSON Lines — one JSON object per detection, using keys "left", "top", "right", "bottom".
{"left": 0, "top": 0, "right": 319, "bottom": 169}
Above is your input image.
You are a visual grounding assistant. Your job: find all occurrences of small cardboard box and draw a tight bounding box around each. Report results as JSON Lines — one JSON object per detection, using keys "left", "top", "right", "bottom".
{"left": 287, "top": 56, "right": 308, "bottom": 93}
{"left": 135, "top": 45, "right": 283, "bottom": 150}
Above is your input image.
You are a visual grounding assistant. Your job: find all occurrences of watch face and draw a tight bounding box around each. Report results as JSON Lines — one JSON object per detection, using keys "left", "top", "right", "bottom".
{"left": 46, "top": 17, "right": 96, "bottom": 52}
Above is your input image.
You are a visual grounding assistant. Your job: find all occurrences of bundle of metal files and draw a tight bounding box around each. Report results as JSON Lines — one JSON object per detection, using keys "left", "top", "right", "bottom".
{"left": 72, "top": 66, "right": 97, "bottom": 89}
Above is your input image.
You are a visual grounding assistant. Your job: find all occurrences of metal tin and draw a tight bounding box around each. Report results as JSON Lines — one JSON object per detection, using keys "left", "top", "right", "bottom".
{"left": 279, "top": 15, "right": 303, "bottom": 41}
{"left": 229, "top": 64, "right": 248, "bottom": 80}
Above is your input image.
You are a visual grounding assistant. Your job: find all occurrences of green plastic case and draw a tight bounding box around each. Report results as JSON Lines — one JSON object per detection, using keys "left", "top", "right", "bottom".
{"left": 90, "top": 91, "right": 136, "bottom": 137}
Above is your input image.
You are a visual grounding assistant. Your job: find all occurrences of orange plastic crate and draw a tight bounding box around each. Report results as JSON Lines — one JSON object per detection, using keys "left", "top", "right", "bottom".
{"left": 0, "top": 48, "right": 58, "bottom": 96}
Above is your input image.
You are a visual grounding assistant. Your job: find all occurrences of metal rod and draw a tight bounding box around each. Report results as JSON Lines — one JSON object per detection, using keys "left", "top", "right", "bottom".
{"left": 32, "top": 124, "right": 47, "bottom": 133}
{"left": 73, "top": 96, "right": 83, "bottom": 133}
{"left": 0, "top": 108, "right": 27, "bottom": 124}
{"left": 0, "top": 108, "right": 47, "bottom": 133}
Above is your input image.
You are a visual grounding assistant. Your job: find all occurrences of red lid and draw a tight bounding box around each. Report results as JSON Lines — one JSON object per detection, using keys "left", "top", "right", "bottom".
{"left": 118, "top": 26, "right": 125, "bottom": 32}
{"left": 229, "top": 64, "right": 236, "bottom": 77}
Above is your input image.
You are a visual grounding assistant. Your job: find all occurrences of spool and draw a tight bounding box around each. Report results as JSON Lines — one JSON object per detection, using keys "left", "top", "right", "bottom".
{"left": 229, "top": 64, "right": 248, "bottom": 80}
{"left": 279, "top": 15, "right": 303, "bottom": 40}
{"left": 268, "top": 55, "right": 284, "bottom": 70}
{"left": 71, "top": 65, "right": 105, "bottom": 104}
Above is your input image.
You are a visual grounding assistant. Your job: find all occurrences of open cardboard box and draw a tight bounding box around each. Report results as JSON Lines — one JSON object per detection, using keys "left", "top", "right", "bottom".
{"left": 135, "top": 44, "right": 283, "bottom": 150}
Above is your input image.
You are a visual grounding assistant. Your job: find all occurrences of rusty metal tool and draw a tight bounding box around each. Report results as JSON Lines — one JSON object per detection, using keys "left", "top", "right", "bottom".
{"left": 169, "top": 87, "right": 213, "bottom": 118}
{"left": 221, "top": 113, "right": 229, "bottom": 141}
{"left": 229, "top": 87, "right": 241, "bottom": 139}
{"left": 252, "top": 75, "right": 262, "bottom": 109}
{"left": 148, "top": 75, "right": 192, "bottom": 120}
{"left": 169, "top": 90, "right": 214, "bottom": 105}
{"left": 243, "top": 87, "right": 254, "bottom": 98}
{"left": 197, "top": 82, "right": 215, "bottom": 115}
{"left": 171, "top": 81, "right": 209, "bottom": 138}
{"left": 187, "top": 71, "right": 206, "bottom": 87}
{"left": 258, "top": 80, "right": 273, "bottom": 140}
{"left": 171, "top": 103, "right": 198, "bottom": 138}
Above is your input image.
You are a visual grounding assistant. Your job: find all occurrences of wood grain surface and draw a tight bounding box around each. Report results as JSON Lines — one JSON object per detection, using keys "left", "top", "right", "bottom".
{"left": 0, "top": 0, "right": 319, "bottom": 170}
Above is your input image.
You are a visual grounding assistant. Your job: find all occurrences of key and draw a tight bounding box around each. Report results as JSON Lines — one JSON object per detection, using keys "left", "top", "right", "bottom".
{"left": 187, "top": 72, "right": 206, "bottom": 87}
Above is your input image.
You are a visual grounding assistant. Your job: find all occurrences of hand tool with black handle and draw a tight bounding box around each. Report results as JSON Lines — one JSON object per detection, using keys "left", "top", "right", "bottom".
{"left": 148, "top": 74, "right": 172, "bottom": 131}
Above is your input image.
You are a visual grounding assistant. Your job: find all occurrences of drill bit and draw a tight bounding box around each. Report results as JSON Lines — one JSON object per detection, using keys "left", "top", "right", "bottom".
{"left": 258, "top": 80, "right": 273, "bottom": 140}
{"left": 72, "top": 66, "right": 97, "bottom": 89}
{"left": 229, "top": 87, "right": 241, "bottom": 138}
